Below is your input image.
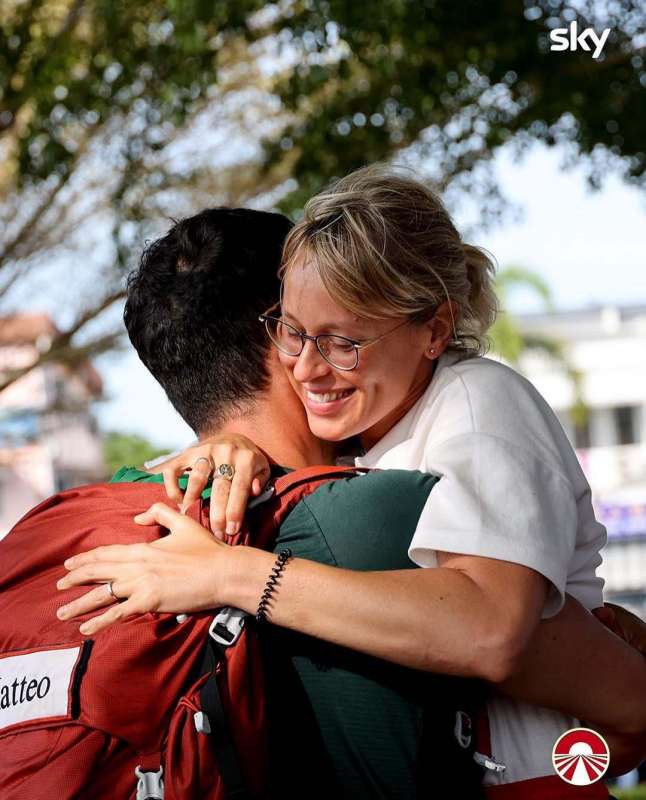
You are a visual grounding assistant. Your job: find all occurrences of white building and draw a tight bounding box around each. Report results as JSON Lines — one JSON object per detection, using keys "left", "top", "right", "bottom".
{"left": 516, "top": 305, "right": 646, "bottom": 614}
{"left": 0, "top": 314, "right": 106, "bottom": 538}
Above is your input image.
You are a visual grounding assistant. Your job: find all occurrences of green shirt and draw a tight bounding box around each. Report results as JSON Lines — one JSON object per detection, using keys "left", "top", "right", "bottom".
{"left": 268, "top": 469, "right": 441, "bottom": 799}
{"left": 111, "top": 465, "right": 474, "bottom": 798}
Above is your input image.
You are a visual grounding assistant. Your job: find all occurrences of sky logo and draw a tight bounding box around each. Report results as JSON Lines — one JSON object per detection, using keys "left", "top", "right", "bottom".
{"left": 549, "top": 20, "right": 611, "bottom": 59}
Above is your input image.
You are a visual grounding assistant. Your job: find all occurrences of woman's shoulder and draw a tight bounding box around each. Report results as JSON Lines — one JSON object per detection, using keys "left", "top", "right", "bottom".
{"left": 440, "top": 353, "right": 547, "bottom": 405}
{"left": 426, "top": 353, "right": 566, "bottom": 448}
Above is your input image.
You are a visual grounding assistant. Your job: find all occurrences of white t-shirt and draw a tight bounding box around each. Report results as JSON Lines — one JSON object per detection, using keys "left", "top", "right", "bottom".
{"left": 355, "top": 352, "right": 607, "bottom": 786}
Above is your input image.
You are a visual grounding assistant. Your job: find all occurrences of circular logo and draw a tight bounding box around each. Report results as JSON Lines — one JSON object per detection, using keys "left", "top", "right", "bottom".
{"left": 552, "top": 728, "right": 610, "bottom": 785}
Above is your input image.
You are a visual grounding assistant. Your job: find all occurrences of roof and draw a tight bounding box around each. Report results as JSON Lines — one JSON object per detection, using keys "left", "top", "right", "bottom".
{"left": 0, "top": 313, "right": 103, "bottom": 397}
{"left": 0, "top": 313, "right": 58, "bottom": 346}
{"left": 517, "top": 303, "right": 646, "bottom": 326}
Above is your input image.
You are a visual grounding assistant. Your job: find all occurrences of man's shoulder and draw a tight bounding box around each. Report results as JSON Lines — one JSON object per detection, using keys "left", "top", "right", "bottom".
{"left": 294, "top": 468, "right": 437, "bottom": 520}
{"left": 278, "top": 469, "right": 438, "bottom": 571}
{"left": 110, "top": 465, "right": 163, "bottom": 484}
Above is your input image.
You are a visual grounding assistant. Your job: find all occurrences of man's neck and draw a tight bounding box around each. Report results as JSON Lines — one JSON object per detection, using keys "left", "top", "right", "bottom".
{"left": 200, "top": 397, "right": 334, "bottom": 469}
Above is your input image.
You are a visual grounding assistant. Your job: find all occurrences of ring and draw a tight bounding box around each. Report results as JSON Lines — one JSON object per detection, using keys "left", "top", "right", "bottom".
{"left": 106, "top": 581, "right": 118, "bottom": 600}
{"left": 192, "top": 456, "right": 215, "bottom": 473}
{"left": 215, "top": 463, "right": 235, "bottom": 482}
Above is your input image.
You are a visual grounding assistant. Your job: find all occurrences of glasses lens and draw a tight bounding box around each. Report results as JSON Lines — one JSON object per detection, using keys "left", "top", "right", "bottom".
{"left": 318, "top": 335, "right": 357, "bottom": 370}
{"left": 265, "top": 318, "right": 303, "bottom": 356}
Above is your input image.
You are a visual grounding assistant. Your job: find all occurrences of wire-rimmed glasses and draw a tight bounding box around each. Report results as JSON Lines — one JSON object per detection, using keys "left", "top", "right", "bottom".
{"left": 258, "top": 310, "right": 409, "bottom": 371}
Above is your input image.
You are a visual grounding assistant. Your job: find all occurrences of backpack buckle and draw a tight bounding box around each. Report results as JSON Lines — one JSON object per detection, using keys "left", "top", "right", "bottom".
{"left": 135, "top": 765, "right": 164, "bottom": 799}
{"left": 209, "top": 607, "right": 246, "bottom": 647}
{"left": 454, "top": 710, "right": 473, "bottom": 749}
{"left": 473, "top": 752, "right": 507, "bottom": 773}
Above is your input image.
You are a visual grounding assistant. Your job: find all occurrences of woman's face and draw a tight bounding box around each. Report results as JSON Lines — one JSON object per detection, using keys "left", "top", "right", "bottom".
{"left": 279, "top": 260, "right": 437, "bottom": 449}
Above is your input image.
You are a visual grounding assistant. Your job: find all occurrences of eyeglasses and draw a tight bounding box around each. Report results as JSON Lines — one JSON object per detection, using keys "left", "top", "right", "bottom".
{"left": 258, "top": 310, "right": 410, "bottom": 371}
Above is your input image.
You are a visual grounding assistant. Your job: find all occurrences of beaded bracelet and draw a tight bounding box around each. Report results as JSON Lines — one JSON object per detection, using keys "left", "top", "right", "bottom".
{"left": 255, "top": 548, "right": 292, "bottom": 624}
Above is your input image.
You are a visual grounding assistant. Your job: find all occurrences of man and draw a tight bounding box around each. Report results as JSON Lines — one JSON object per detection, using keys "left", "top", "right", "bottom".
{"left": 56, "top": 208, "right": 646, "bottom": 798}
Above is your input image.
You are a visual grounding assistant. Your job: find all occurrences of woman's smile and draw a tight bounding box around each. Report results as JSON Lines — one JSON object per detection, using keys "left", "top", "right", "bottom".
{"left": 303, "top": 387, "right": 357, "bottom": 415}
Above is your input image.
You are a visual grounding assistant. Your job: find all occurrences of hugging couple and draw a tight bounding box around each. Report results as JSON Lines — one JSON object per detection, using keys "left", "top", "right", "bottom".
{"left": 9, "top": 165, "right": 646, "bottom": 798}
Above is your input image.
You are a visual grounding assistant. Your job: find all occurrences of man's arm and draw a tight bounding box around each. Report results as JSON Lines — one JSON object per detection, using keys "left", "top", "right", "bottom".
{"left": 500, "top": 594, "right": 646, "bottom": 735}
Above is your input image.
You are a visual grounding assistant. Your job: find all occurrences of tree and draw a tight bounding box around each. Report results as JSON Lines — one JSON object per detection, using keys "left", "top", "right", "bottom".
{"left": 264, "top": 0, "right": 646, "bottom": 216}
{"left": 489, "top": 266, "right": 587, "bottom": 427}
{"left": 0, "top": 0, "right": 274, "bottom": 391}
{"left": 1, "top": 0, "right": 644, "bottom": 393}
{"left": 103, "top": 431, "right": 169, "bottom": 476}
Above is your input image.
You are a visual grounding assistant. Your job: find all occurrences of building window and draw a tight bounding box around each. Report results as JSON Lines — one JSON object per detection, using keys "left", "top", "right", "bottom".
{"left": 574, "top": 419, "right": 591, "bottom": 449}
{"left": 614, "top": 406, "right": 638, "bottom": 446}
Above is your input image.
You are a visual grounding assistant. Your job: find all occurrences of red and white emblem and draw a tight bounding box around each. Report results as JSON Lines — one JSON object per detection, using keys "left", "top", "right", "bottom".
{"left": 552, "top": 728, "right": 610, "bottom": 785}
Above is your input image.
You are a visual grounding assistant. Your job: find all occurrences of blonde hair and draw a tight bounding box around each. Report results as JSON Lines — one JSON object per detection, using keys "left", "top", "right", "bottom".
{"left": 280, "top": 164, "right": 498, "bottom": 357}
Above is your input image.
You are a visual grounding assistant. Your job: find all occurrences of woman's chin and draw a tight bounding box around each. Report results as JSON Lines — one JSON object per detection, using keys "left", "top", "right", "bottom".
{"left": 306, "top": 411, "right": 355, "bottom": 442}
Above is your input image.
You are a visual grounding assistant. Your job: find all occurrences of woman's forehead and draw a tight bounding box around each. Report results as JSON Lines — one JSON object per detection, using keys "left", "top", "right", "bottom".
{"left": 282, "top": 265, "right": 366, "bottom": 329}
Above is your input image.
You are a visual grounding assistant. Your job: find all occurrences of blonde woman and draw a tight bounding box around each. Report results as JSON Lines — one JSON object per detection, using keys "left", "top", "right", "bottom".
{"left": 62, "top": 168, "right": 646, "bottom": 796}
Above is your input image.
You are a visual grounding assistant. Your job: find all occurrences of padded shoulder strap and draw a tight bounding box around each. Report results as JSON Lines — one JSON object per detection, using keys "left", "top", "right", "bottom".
{"left": 239, "top": 466, "right": 369, "bottom": 551}
{"left": 272, "top": 465, "right": 368, "bottom": 499}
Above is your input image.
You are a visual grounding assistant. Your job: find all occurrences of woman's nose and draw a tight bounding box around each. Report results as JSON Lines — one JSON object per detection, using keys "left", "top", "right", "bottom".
{"left": 292, "top": 339, "right": 331, "bottom": 382}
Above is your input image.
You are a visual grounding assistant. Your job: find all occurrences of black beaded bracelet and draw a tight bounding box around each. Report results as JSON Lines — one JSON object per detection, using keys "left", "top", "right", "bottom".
{"left": 255, "top": 548, "right": 292, "bottom": 624}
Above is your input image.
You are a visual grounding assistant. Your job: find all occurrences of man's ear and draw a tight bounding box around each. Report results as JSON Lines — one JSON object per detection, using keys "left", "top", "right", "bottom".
{"left": 424, "top": 300, "right": 460, "bottom": 359}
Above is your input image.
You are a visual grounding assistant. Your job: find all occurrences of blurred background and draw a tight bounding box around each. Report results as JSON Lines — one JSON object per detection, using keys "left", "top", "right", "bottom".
{"left": 0, "top": 0, "right": 645, "bottom": 790}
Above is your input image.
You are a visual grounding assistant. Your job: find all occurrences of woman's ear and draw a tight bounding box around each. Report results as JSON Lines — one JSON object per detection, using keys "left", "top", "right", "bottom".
{"left": 424, "top": 300, "right": 460, "bottom": 359}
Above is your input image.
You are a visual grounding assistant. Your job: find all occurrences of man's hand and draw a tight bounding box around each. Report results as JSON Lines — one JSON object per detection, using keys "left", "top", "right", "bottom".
{"left": 56, "top": 503, "right": 237, "bottom": 636}
{"left": 594, "top": 603, "right": 646, "bottom": 658}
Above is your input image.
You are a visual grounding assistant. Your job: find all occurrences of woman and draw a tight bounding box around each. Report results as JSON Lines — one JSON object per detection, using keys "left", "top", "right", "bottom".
{"left": 59, "top": 166, "right": 646, "bottom": 794}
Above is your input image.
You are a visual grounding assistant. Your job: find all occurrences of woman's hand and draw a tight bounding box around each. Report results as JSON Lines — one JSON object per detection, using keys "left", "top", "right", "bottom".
{"left": 56, "top": 503, "right": 240, "bottom": 636}
{"left": 594, "top": 602, "right": 646, "bottom": 657}
{"left": 150, "top": 433, "right": 271, "bottom": 537}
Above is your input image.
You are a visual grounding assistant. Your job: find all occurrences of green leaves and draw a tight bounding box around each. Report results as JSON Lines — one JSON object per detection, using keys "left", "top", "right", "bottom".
{"left": 261, "top": 0, "right": 646, "bottom": 213}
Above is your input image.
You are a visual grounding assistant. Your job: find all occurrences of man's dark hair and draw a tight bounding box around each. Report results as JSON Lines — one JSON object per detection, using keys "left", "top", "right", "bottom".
{"left": 125, "top": 208, "right": 292, "bottom": 434}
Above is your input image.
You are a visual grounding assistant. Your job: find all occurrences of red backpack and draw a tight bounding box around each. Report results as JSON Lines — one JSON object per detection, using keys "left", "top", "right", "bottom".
{"left": 0, "top": 466, "right": 361, "bottom": 800}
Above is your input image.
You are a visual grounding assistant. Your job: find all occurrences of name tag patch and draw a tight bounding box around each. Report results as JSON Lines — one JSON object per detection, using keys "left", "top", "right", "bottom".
{"left": 0, "top": 645, "right": 83, "bottom": 733}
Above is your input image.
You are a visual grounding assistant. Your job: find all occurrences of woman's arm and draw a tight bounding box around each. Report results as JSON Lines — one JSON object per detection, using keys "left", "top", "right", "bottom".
{"left": 228, "top": 547, "right": 548, "bottom": 683}
{"left": 59, "top": 503, "right": 548, "bottom": 683}
{"left": 603, "top": 731, "right": 646, "bottom": 777}
{"left": 57, "top": 506, "right": 646, "bottom": 735}
{"left": 499, "top": 594, "right": 646, "bottom": 734}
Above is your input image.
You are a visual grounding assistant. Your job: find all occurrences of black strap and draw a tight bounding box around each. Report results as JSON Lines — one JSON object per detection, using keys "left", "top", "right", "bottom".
{"left": 416, "top": 678, "right": 487, "bottom": 799}
{"left": 198, "top": 638, "right": 251, "bottom": 800}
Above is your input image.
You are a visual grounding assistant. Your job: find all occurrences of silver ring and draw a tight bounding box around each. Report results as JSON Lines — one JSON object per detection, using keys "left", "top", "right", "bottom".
{"left": 215, "top": 463, "right": 235, "bottom": 482}
{"left": 107, "top": 581, "right": 118, "bottom": 600}
{"left": 192, "top": 456, "right": 215, "bottom": 473}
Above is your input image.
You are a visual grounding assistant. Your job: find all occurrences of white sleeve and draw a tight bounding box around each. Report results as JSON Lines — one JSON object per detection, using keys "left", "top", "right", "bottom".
{"left": 408, "top": 432, "right": 578, "bottom": 617}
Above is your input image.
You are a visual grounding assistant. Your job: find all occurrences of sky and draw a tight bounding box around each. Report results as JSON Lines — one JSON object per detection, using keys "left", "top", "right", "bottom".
{"left": 95, "top": 141, "right": 646, "bottom": 449}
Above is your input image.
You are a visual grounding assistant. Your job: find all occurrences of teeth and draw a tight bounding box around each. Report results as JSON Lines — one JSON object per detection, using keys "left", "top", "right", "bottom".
{"left": 307, "top": 390, "right": 352, "bottom": 403}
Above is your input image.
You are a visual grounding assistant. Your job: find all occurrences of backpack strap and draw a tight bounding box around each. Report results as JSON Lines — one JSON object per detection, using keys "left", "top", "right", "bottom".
{"left": 198, "top": 637, "right": 251, "bottom": 800}
{"left": 272, "top": 465, "right": 368, "bottom": 499}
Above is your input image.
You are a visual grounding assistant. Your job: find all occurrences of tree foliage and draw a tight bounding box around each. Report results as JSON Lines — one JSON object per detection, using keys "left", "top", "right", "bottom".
{"left": 102, "top": 430, "right": 169, "bottom": 476}
{"left": 0, "top": 0, "right": 644, "bottom": 393}
{"left": 490, "top": 265, "right": 587, "bottom": 426}
{"left": 264, "top": 0, "right": 646, "bottom": 215}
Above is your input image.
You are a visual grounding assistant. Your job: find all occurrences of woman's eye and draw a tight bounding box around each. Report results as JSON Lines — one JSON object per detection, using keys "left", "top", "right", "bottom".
{"left": 328, "top": 337, "right": 355, "bottom": 352}
{"left": 279, "top": 324, "right": 301, "bottom": 340}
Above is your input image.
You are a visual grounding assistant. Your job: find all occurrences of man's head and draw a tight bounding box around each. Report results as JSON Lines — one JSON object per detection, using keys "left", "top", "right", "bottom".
{"left": 125, "top": 208, "right": 292, "bottom": 435}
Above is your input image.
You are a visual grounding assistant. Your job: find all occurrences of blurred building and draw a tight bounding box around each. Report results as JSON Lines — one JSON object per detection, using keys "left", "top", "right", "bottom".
{"left": 517, "top": 305, "right": 646, "bottom": 614}
{"left": 0, "top": 314, "right": 106, "bottom": 538}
